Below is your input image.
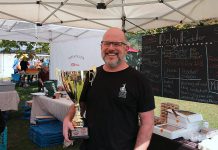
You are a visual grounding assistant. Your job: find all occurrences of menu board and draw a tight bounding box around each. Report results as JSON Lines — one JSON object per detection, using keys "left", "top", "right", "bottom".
{"left": 141, "top": 24, "right": 218, "bottom": 104}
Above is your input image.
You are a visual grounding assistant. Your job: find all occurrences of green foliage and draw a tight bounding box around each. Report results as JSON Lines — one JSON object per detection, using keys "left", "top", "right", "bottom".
{"left": 126, "top": 33, "right": 142, "bottom": 70}
{"left": 0, "top": 40, "right": 19, "bottom": 52}
{"left": 6, "top": 83, "right": 80, "bottom": 150}
{"left": 155, "top": 96, "right": 218, "bottom": 129}
{"left": 34, "top": 42, "right": 50, "bottom": 54}
{"left": 126, "top": 52, "right": 141, "bottom": 70}
{"left": 0, "top": 40, "right": 50, "bottom": 54}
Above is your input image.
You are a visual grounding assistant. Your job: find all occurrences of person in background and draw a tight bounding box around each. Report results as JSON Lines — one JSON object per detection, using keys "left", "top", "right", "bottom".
{"left": 39, "top": 59, "right": 44, "bottom": 67}
{"left": 20, "top": 56, "right": 29, "bottom": 72}
{"left": 12, "top": 55, "right": 19, "bottom": 74}
{"left": 38, "top": 62, "right": 49, "bottom": 92}
{"left": 35, "top": 59, "right": 42, "bottom": 70}
{"left": 19, "top": 56, "right": 29, "bottom": 87}
{"left": 63, "top": 27, "right": 155, "bottom": 150}
{"left": 27, "top": 59, "right": 35, "bottom": 83}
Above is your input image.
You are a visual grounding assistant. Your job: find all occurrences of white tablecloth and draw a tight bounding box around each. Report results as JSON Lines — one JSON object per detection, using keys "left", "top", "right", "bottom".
{"left": 30, "top": 95, "right": 74, "bottom": 124}
{"left": 0, "top": 90, "right": 20, "bottom": 111}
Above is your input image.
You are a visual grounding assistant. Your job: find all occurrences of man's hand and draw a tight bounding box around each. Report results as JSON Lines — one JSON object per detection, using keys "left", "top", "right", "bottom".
{"left": 134, "top": 110, "right": 154, "bottom": 150}
{"left": 63, "top": 117, "right": 75, "bottom": 142}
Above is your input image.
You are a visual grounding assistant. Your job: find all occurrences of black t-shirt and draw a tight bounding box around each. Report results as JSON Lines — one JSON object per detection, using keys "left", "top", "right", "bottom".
{"left": 20, "top": 60, "right": 28, "bottom": 71}
{"left": 80, "top": 66, "right": 155, "bottom": 150}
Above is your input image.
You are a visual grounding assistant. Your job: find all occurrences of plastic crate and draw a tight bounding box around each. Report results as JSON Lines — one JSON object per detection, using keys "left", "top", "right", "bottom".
{"left": 35, "top": 118, "right": 57, "bottom": 124}
{"left": 21, "top": 105, "right": 31, "bottom": 120}
{"left": 22, "top": 105, "right": 31, "bottom": 112}
{"left": 0, "top": 127, "right": 7, "bottom": 150}
{"left": 22, "top": 110, "right": 31, "bottom": 120}
{"left": 11, "top": 74, "right": 21, "bottom": 83}
{"left": 29, "top": 120, "right": 63, "bottom": 148}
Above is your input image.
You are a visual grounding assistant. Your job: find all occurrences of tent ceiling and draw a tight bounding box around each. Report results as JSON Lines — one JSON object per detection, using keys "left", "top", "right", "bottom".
{"left": 0, "top": 19, "right": 105, "bottom": 42}
{"left": 0, "top": 0, "right": 217, "bottom": 32}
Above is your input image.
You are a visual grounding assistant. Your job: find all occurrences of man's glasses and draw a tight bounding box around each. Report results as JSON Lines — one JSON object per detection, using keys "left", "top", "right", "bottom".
{"left": 101, "top": 41, "right": 126, "bottom": 47}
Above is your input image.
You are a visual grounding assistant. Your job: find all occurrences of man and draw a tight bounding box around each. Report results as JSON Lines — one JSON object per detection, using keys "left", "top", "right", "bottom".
{"left": 63, "top": 27, "right": 155, "bottom": 150}
{"left": 38, "top": 62, "right": 49, "bottom": 92}
{"left": 20, "top": 56, "right": 29, "bottom": 72}
{"left": 19, "top": 56, "right": 29, "bottom": 87}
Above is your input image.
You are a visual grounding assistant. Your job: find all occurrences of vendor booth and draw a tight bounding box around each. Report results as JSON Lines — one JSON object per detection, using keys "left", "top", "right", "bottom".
{"left": 1, "top": 0, "right": 218, "bottom": 149}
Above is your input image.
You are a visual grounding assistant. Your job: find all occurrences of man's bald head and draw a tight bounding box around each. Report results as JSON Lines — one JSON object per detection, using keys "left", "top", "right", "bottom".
{"left": 102, "top": 27, "right": 127, "bottom": 43}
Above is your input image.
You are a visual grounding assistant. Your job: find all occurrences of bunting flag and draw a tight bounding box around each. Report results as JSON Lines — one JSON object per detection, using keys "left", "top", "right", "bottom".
{"left": 128, "top": 47, "right": 139, "bottom": 53}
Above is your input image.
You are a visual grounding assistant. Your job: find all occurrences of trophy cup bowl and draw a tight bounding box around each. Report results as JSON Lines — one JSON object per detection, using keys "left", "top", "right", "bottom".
{"left": 60, "top": 69, "right": 96, "bottom": 140}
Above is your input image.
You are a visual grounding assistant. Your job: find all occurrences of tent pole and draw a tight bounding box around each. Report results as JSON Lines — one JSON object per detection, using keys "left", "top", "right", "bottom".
{"left": 128, "top": 0, "right": 198, "bottom": 31}
{"left": 43, "top": 3, "right": 111, "bottom": 28}
{"left": 8, "top": 22, "right": 17, "bottom": 32}
{"left": 163, "top": 1, "right": 196, "bottom": 23}
{"left": 0, "top": 20, "right": 6, "bottom": 28}
{"left": 125, "top": 19, "right": 146, "bottom": 32}
{"left": 122, "top": 16, "right": 126, "bottom": 33}
{"left": 41, "top": 0, "right": 69, "bottom": 24}
{"left": 121, "top": 0, "right": 126, "bottom": 33}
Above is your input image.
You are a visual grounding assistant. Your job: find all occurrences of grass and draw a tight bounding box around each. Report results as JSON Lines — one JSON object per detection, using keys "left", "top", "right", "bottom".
{"left": 6, "top": 82, "right": 218, "bottom": 149}
{"left": 154, "top": 96, "right": 218, "bottom": 129}
{"left": 7, "top": 82, "right": 79, "bottom": 150}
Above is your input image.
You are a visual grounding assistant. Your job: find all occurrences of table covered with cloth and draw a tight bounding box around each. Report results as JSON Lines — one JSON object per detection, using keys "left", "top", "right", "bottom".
{"left": 30, "top": 95, "right": 73, "bottom": 124}
{"left": 148, "top": 133, "right": 199, "bottom": 150}
{"left": 0, "top": 90, "right": 20, "bottom": 111}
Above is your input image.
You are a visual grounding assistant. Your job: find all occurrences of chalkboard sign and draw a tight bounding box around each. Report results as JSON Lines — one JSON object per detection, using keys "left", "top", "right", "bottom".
{"left": 141, "top": 24, "right": 218, "bottom": 104}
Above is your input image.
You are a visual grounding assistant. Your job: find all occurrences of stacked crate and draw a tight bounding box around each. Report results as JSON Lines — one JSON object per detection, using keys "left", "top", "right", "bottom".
{"left": 22, "top": 101, "right": 32, "bottom": 120}
{"left": 160, "top": 102, "right": 179, "bottom": 123}
{"left": 29, "top": 119, "right": 63, "bottom": 148}
{"left": 0, "top": 127, "right": 7, "bottom": 150}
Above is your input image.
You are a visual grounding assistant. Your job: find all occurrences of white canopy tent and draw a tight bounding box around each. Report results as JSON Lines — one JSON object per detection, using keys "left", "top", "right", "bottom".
{"left": 0, "top": 20, "right": 105, "bottom": 79}
{"left": 0, "top": 19, "right": 105, "bottom": 43}
{"left": 0, "top": 0, "right": 217, "bottom": 32}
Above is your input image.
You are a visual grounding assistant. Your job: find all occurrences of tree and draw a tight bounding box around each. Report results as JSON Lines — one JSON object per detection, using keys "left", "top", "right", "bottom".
{"left": 0, "top": 40, "right": 50, "bottom": 54}
{"left": 0, "top": 40, "right": 19, "bottom": 53}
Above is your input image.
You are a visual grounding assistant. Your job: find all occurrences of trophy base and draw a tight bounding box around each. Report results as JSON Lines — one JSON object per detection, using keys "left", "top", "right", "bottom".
{"left": 68, "top": 127, "right": 89, "bottom": 140}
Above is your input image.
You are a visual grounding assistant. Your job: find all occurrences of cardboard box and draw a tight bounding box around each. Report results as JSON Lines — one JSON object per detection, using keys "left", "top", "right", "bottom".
{"left": 167, "top": 118, "right": 202, "bottom": 130}
{"left": 167, "top": 110, "right": 203, "bottom": 124}
{"left": 154, "top": 124, "right": 188, "bottom": 139}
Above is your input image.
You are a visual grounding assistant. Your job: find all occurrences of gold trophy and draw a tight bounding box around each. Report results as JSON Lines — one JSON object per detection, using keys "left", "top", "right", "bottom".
{"left": 60, "top": 68, "right": 96, "bottom": 139}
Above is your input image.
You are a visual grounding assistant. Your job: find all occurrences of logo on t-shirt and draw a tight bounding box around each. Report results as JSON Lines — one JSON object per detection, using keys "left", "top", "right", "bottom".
{"left": 118, "top": 84, "right": 127, "bottom": 99}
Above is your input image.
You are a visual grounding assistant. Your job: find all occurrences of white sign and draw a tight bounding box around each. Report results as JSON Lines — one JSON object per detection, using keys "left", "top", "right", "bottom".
{"left": 50, "top": 33, "right": 105, "bottom": 79}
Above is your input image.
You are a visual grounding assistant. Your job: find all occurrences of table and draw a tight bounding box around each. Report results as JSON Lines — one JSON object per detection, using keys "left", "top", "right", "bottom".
{"left": 148, "top": 134, "right": 198, "bottom": 150}
{"left": 0, "top": 90, "right": 20, "bottom": 111}
{"left": 30, "top": 95, "right": 74, "bottom": 124}
{"left": 19, "top": 72, "right": 39, "bottom": 83}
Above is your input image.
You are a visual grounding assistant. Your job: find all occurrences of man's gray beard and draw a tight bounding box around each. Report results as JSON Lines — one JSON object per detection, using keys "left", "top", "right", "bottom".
{"left": 104, "top": 57, "right": 121, "bottom": 68}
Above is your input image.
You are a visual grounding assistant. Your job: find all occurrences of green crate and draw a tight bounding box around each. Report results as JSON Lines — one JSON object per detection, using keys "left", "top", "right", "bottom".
{"left": 0, "top": 127, "right": 7, "bottom": 150}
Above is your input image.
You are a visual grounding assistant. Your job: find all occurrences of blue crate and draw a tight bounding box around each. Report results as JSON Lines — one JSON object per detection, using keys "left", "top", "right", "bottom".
{"left": 35, "top": 118, "right": 57, "bottom": 124}
{"left": 22, "top": 105, "right": 31, "bottom": 111}
{"left": 11, "top": 74, "right": 20, "bottom": 83}
{"left": 23, "top": 110, "right": 31, "bottom": 116}
{"left": 29, "top": 120, "right": 63, "bottom": 148}
{"left": 21, "top": 109, "right": 31, "bottom": 120}
{"left": 0, "top": 127, "right": 7, "bottom": 150}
